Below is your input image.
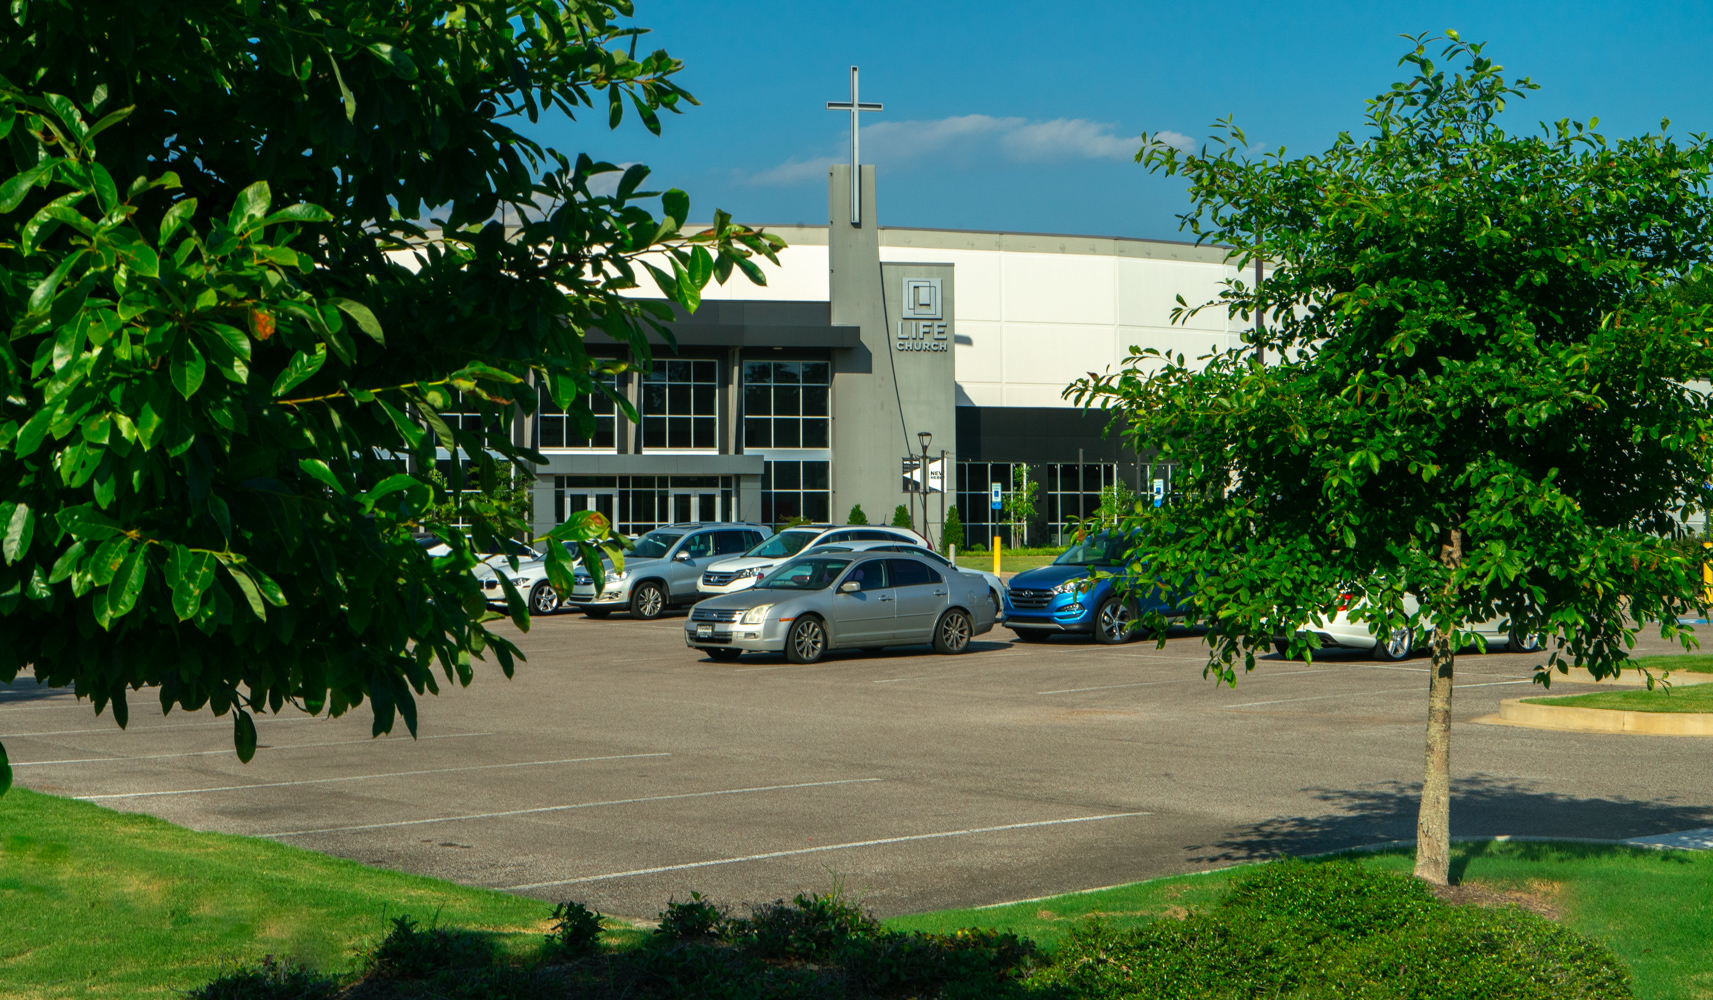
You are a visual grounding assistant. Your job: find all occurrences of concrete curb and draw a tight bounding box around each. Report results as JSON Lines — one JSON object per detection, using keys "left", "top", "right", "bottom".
{"left": 1545, "top": 666, "right": 1713, "bottom": 687}
{"left": 1474, "top": 698, "right": 1713, "bottom": 737}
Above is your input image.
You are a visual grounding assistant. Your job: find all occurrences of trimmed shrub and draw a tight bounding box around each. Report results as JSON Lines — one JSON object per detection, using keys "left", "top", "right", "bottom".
{"left": 186, "top": 956, "right": 340, "bottom": 1000}
{"left": 735, "top": 888, "right": 881, "bottom": 961}
{"left": 546, "top": 898, "right": 604, "bottom": 956}
{"left": 942, "top": 504, "right": 964, "bottom": 553}
{"left": 847, "top": 504, "right": 869, "bottom": 525}
{"left": 656, "top": 891, "right": 730, "bottom": 941}
{"left": 1029, "top": 860, "right": 1634, "bottom": 1000}
{"left": 891, "top": 504, "right": 913, "bottom": 529}
{"left": 365, "top": 913, "right": 497, "bottom": 978}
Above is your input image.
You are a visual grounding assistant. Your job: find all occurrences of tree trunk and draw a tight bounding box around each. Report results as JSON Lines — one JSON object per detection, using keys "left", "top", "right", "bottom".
{"left": 1414, "top": 527, "right": 1463, "bottom": 885}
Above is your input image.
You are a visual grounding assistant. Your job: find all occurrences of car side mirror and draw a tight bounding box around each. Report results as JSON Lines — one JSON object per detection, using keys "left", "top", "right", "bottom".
{"left": 839, "top": 580, "right": 861, "bottom": 594}
{"left": 675, "top": 551, "right": 693, "bottom": 563}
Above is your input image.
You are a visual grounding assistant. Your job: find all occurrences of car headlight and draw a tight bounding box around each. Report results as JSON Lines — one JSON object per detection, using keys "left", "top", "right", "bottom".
{"left": 1053, "top": 579, "right": 1085, "bottom": 595}
{"left": 740, "top": 603, "right": 774, "bottom": 625}
{"left": 511, "top": 576, "right": 529, "bottom": 586}
{"left": 606, "top": 569, "right": 629, "bottom": 583}
{"left": 734, "top": 567, "right": 758, "bottom": 579}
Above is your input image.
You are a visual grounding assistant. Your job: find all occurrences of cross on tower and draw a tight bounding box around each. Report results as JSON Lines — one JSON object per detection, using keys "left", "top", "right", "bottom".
{"left": 826, "top": 65, "right": 882, "bottom": 226}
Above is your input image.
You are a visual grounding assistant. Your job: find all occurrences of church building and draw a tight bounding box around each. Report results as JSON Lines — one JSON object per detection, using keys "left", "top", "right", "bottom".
{"left": 523, "top": 164, "right": 1255, "bottom": 548}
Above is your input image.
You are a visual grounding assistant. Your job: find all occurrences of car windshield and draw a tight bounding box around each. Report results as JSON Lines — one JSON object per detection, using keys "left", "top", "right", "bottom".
{"left": 632, "top": 531, "right": 684, "bottom": 560}
{"left": 1055, "top": 533, "right": 1135, "bottom": 567}
{"left": 746, "top": 530, "right": 820, "bottom": 559}
{"left": 756, "top": 557, "right": 852, "bottom": 590}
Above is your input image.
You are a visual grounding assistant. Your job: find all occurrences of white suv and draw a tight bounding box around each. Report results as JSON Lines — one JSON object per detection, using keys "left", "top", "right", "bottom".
{"left": 697, "top": 524, "right": 927, "bottom": 596}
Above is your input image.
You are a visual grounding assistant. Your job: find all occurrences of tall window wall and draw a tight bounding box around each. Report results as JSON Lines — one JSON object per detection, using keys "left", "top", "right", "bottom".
{"left": 554, "top": 474, "right": 736, "bottom": 535}
{"left": 537, "top": 375, "right": 619, "bottom": 451}
{"left": 642, "top": 360, "right": 719, "bottom": 450}
{"left": 744, "top": 359, "right": 831, "bottom": 525}
{"left": 742, "top": 361, "right": 830, "bottom": 449}
{"left": 956, "top": 461, "right": 1178, "bottom": 547}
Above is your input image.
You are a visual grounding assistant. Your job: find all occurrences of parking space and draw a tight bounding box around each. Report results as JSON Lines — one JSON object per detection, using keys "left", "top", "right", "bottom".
{"left": 7, "top": 615, "right": 1713, "bottom": 918}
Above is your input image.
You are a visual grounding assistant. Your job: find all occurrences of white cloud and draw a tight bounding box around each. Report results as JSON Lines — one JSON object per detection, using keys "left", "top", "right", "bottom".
{"left": 743, "top": 114, "right": 1178, "bottom": 185}
{"left": 1151, "top": 130, "right": 1197, "bottom": 153}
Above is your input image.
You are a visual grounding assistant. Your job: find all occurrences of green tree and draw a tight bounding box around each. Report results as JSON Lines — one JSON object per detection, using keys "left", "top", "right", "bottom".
{"left": 941, "top": 504, "right": 964, "bottom": 553}
{"left": 846, "top": 504, "right": 868, "bottom": 525}
{"left": 1072, "top": 33, "right": 1713, "bottom": 883}
{"left": 422, "top": 466, "right": 533, "bottom": 537}
{"left": 999, "top": 465, "right": 1038, "bottom": 546}
{"left": 1097, "top": 481, "right": 1136, "bottom": 526}
{"left": 0, "top": 0, "right": 780, "bottom": 794}
{"left": 891, "top": 504, "right": 913, "bottom": 529}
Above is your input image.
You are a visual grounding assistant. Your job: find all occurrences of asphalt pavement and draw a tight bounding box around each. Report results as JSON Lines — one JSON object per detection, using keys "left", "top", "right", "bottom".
{"left": 5, "top": 616, "right": 1711, "bottom": 919}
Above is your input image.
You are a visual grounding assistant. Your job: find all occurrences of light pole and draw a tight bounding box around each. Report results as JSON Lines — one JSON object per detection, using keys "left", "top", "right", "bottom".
{"left": 917, "top": 431, "right": 932, "bottom": 545}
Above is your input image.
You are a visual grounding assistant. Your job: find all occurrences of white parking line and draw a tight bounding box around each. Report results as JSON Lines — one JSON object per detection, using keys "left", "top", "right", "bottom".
{"left": 265, "top": 778, "right": 884, "bottom": 837}
{"left": 11, "top": 732, "right": 494, "bottom": 767}
{"left": 1, "top": 716, "right": 329, "bottom": 740}
{"left": 75, "top": 753, "right": 669, "bottom": 801}
{"left": 1224, "top": 679, "right": 1534, "bottom": 708}
{"left": 504, "top": 811, "right": 1154, "bottom": 889}
{"left": 1039, "top": 669, "right": 1322, "bottom": 696}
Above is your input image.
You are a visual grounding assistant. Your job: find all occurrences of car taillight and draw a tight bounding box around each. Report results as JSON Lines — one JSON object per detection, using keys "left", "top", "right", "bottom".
{"left": 1339, "top": 593, "right": 1354, "bottom": 611}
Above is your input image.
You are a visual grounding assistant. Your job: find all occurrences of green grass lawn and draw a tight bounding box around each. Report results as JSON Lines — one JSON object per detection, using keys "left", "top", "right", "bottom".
{"left": 1628, "top": 653, "right": 1713, "bottom": 673}
{"left": 956, "top": 550, "right": 1064, "bottom": 573}
{"left": 888, "top": 841, "right": 1713, "bottom": 1000}
{"left": 0, "top": 789, "right": 579, "bottom": 998}
{"left": 1524, "top": 681, "right": 1713, "bottom": 713}
{"left": 7, "top": 788, "right": 1713, "bottom": 998}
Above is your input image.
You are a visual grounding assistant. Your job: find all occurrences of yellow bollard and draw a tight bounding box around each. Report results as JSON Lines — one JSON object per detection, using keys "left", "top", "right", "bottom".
{"left": 1703, "top": 541, "right": 1712, "bottom": 606}
{"left": 994, "top": 534, "right": 1002, "bottom": 576}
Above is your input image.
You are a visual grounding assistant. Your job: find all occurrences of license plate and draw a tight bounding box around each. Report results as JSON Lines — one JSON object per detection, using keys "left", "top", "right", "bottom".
{"left": 696, "top": 624, "right": 713, "bottom": 638}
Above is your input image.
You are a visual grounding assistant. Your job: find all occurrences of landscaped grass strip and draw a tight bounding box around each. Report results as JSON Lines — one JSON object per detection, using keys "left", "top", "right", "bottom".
{"left": 0, "top": 788, "right": 556, "bottom": 998}
{"left": 1524, "top": 681, "right": 1713, "bottom": 713}
{"left": 1627, "top": 653, "right": 1713, "bottom": 674}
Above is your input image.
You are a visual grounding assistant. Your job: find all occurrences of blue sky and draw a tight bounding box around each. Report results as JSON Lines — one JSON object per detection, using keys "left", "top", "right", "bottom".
{"left": 524, "top": 2, "right": 1713, "bottom": 241}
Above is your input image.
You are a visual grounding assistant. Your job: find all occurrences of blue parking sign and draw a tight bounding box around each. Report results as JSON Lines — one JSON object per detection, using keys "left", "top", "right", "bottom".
{"left": 991, "top": 483, "right": 1002, "bottom": 510}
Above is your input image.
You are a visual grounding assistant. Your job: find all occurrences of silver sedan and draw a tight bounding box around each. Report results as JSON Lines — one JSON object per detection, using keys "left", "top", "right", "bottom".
{"left": 683, "top": 552, "right": 999, "bottom": 663}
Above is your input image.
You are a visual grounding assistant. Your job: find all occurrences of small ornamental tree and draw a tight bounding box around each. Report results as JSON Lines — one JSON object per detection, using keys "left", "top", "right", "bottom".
{"left": 1000, "top": 465, "right": 1038, "bottom": 546}
{"left": 846, "top": 504, "right": 868, "bottom": 525}
{"left": 890, "top": 504, "right": 913, "bottom": 529}
{"left": 942, "top": 504, "right": 964, "bottom": 553}
{"left": 0, "top": 1, "right": 781, "bottom": 794}
{"left": 1072, "top": 33, "right": 1713, "bottom": 883}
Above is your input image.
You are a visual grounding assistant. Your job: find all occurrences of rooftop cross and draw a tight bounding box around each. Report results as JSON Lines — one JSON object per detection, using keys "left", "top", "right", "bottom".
{"left": 825, "top": 65, "right": 882, "bottom": 226}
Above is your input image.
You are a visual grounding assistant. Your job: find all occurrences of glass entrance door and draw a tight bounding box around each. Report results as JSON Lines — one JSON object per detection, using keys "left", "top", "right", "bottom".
{"left": 560, "top": 490, "right": 617, "bottom": 526}
{"left": 671, "top": 492, "right": 721, "bottom": 524}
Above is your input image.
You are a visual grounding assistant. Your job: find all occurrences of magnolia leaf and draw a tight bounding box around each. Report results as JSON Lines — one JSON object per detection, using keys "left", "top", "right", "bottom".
{"left": 229, "top": 180, "right": 271, "bottom": 231}
{"left": 2, "top": 502, "right": 32, "bottom": 563}
{"left": 298, "top": 458, "right": 346, "bottom": 495}
{"left": 328, "top": 298, "right": 384, "bottom": 345}
{"left": 170, "top": 340, "right": 206, "bottom": 399}
{"left": 234, "top": 709, "right": 257, "bottom": 763}
{"left": 56, "top": 504, "right": 122, "bottom": 541}
{"left": 0, "top": 162, "right": 53, "bottom": 214}
{"left": 168, "top": 547, "right": 216, "bottom": 620}
{"left": 271, "top": 344, "right": 328, "bottom": 397}
{"left": 366, "top": 42, "right": 419, "bottom": 80}
{"left": 159, "top": 198, "right": 199, "bottom": 244}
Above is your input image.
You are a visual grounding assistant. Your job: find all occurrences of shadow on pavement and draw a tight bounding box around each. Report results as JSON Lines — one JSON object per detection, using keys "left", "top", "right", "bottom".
{"left": 0, "top": 677, "right": 73, "bottom": 705}
{"left": 1189, "top": 774, "right": 1713, "bottom": 863}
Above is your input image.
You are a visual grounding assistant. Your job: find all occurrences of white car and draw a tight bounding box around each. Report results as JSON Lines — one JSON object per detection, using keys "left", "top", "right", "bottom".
{"left": 468, "top": 543, "right": 570, "bottom": 614}
{"left": 1278, "top": 591, "right": 1544, "bottom": 661}
{"left": 697, "top": 524, "right": 927, "bottom": 596}
{"left": 808, "top": 540, "right": 1007, "bottom": 619}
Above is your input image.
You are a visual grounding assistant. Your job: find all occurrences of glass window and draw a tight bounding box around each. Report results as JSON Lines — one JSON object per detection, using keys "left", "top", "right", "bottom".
{"left": 742, "top": 360, "right": 831, "bottom": 455}
{"left": 889, "top": 559, "right": 939, "bottom": 587}
{"left": 747, "top": 529, "right": 822, "bottom": 558}
{"left": 842, "top": 560, "right": 890, "bottom": 591}
{"left": 538, "top": 376, "right": 618, "bottom": 451}
{"left": 642, "top": 359, "right": 719, "bottom": 451}
{"left": 761, "top": 460, "right": 831, "bottom": 528}
{"left": 682, "top": 532, "right": 715, "bottom": 558}
{"left": 632, "top": 530, "right": 684, "bottom": 560}
{"left": 758, "top": 557, "right": 850, "bottom": 590}
{"left": 713, "top": 531, "right": 749, "bottom": 555}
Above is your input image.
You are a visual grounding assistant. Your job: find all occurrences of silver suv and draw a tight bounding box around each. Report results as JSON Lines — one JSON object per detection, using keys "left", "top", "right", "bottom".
{"left": 571, "top": 523, "right": 771, "bottom": 620}
{"left": 698, "top": 524, "right": 928, "bottom": 597}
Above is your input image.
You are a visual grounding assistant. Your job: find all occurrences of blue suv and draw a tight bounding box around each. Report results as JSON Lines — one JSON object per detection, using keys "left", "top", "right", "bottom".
{"left": 1003, "top": 531, "right": 1189, "bottom": 644}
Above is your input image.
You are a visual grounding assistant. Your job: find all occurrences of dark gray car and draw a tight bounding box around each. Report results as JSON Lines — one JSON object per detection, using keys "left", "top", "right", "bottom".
{"left": 683, "top": 552, "right": 997, "bottom": 662}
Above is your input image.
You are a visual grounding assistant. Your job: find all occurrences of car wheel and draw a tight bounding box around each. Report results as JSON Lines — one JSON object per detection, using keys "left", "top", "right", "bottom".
{"left": 528, "top": 581, "right": 561, "bottom": 615}
{"left": 706, "top": 647, "right": 743, "bottom": 661}
{"left": 580, "top": 607, "right": 611, "bottom": 619}
{"left": 1094, "top": 598, "right": 1139, "bottom": 645}
{"left": 630, "top": 582, "right": 666, "bottom": 620}
{"left": 1373, "top": 627, "right": 1413, "bottom": 661}
{"left": 1509, "top": 629, "right": 1545, "bottom": 653}
{"left": 934, "top": 609, "right": 974, "bottom": 654}
{"left": 1274, "top": 639, "right": 1295, "bottom": 659}
{"left": 785, "top": 616, "right": 827, "bottom": 664}
{"left": 1015, "top": 630, "right": 1051, "bottom": 643}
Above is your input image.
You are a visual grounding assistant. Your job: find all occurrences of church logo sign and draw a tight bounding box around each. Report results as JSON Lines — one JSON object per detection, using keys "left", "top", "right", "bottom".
{"left": 897, "top": 278, "right": 948, "bottom": 352}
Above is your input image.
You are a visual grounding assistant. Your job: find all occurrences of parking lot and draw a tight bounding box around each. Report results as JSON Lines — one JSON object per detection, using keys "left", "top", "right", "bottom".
{"left": 7, "top": 615, "right": 1713, "bottom": 919}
